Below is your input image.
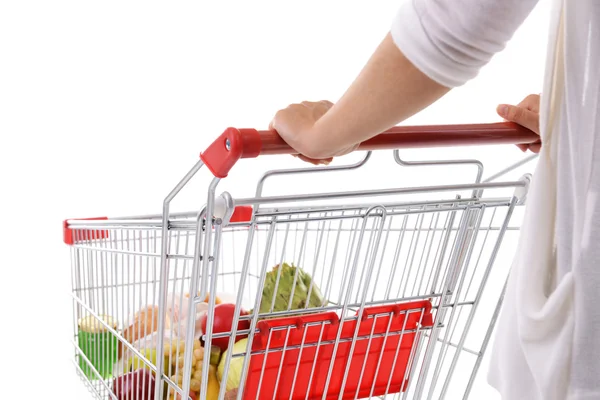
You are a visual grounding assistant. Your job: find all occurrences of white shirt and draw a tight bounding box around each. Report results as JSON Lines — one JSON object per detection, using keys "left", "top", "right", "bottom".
{"left": 391, "top": 1, "right": 600, "bottom": 399}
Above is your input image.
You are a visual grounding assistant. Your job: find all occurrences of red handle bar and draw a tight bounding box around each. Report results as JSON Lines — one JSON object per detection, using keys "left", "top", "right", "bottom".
{"left": 200, "top": 122, "right": 539, "bottom": 178}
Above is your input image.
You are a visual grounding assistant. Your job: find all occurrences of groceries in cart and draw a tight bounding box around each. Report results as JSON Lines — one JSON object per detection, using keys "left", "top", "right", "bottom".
{"left": 77, "top": 314, "right": 119, "bottom": 380}
{"left": 257, "top": 262, "right": 326, "bottom": 315}
{"left": 95, "top": 263, "right": 333, "bottom": 399}
{"left": 93, "top": 261, "right": 433, "bottom": 399}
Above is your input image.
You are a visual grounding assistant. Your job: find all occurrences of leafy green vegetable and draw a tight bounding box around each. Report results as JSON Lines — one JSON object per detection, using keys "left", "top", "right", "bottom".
{"left": 257, "top": 263, "right": 326, "bottom": 315}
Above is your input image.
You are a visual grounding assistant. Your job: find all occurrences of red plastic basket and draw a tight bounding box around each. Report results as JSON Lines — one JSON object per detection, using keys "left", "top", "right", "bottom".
{"left": 240, "top": 300, "right": 434, "bottom": 399}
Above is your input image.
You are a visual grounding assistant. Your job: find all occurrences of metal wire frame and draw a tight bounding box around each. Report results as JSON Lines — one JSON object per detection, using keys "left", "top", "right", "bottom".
{"left": 66, "top": 152, "right": 533, "bottom": 400}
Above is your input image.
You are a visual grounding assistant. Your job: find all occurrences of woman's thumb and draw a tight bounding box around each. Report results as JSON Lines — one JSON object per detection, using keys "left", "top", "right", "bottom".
{"left": 497, "top": 104, "right": 539, "bottom": 134}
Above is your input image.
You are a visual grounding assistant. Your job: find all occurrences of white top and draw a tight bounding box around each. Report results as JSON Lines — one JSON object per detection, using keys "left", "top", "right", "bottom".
{"left": 391, "top": 1, "right": 600, "bottom": 399}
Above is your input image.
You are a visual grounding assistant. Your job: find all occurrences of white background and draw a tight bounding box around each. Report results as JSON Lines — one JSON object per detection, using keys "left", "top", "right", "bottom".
{"left": 1, "top": 0, "right": 550, "bottom": 398}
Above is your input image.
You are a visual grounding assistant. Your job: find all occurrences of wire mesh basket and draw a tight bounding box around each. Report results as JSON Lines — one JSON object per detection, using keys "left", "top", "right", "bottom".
{"left": 64, "top": 122, "right": 538, "bottom": 400}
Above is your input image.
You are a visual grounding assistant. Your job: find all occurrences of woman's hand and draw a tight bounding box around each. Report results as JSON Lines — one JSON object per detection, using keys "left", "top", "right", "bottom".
{"left": 272, "top": 93, "right": 542, "bottom": 165}
{"left": 268, "top": 33, "right": 449, "bottom": 166}
{"left": 269, "top": 100, "right": 357, "bottom": 165}
{"left": 496, "top": 94, "right": 542, "bottom": 153}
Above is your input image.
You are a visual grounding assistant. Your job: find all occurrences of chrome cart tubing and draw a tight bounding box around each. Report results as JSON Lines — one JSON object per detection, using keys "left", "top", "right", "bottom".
{"left": 63, "top": 186, "right": 526, "bottom": 245}
{"left": 63, "top": 179, "right": 527, "bottom": 231}
{"left": 179, "top": 206, "right": 209, "bottom": 399}
{"left": 249, "top": 198, "right": 513, "bottom": 217}
{"left": 483, "top": 153, "right": 539, "bottom": 183}
{"left": 156, "top": 158, "right": 208, "bottom": 400}
{"left": 64, "top": 197, "right": 515, "bottom": 231}
{"left": 100, "top": 155, "right": 533, "bottom": 223}
{"left": 71, "top": 358, "right": 118, "bottom": 400}
{"left": 233, "top": 179, "right": 528, "bottom": 207}
{"left": 254, "top": 150, "right": 485, "bottom": 209}
{"left": 255, "top": 151, "right": 372, "bottom": 199}
{"left": 246, "top": 204, "right": 511, "bottom": 229}
{"left": 393, "top": 150, "right": 484, "bottom": 185}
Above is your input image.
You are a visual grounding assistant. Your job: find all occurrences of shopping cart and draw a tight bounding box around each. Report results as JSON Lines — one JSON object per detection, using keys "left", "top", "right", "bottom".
{"left": 64, "top": 122, "right": 538, "bottom": 400}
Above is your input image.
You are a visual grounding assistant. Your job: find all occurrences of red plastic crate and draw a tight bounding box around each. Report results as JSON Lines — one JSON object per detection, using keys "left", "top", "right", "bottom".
{"left": 240, "top": 300, "right": 434, "bottom": 400}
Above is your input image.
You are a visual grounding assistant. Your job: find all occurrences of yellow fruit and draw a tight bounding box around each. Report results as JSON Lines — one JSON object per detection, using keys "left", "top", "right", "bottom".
{"left": 172, "top": 343, "right": 184, "bottom": 357}
{"left": 126, "top": 348, "right": 156, "bottom": 373}
{"left": 193, "top": 340, "right": 201, "bottom": 350}
{"left": 190, "top": 379, "right": 201, "bottom": 392}
{"left": 194, "top": 348, "right": 204, "bottom": 361}
{"left": 126, "top": 348, "right": 171, "bottom": 377}
{"left": 206, "top": 365, "right": 221, "bottom": 400}
{"left": 217, "top": 339, "right": 247, "bottom": 391}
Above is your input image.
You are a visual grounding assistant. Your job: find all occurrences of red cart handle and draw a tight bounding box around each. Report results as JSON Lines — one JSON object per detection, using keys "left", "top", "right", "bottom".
{"left": 200, "top": 122, "right": 538, "bottom": 178}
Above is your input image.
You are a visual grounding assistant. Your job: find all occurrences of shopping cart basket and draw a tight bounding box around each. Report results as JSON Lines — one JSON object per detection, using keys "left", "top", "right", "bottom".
{"left": 64, "top": 122, "right": 538, "bottom": 400}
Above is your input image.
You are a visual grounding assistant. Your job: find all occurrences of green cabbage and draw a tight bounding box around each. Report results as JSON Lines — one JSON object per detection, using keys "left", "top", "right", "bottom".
{"left": 258, "top": 263, "right": 326, "bottom": 315}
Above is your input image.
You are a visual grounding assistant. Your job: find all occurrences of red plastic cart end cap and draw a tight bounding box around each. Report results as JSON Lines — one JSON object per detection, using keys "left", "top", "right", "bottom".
{"left": 200, "top": 128, "right": 262, "bottom": 178}
{"left": 63, "top": 217, "right": 109, "bottom": 245}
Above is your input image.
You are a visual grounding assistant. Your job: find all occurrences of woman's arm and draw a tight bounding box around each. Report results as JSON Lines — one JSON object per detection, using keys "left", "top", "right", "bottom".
{"left": 270, "top": 33, "right": 449, "bottom": 159}
{"left": 270, "top": 0, "right": 540, "bottom": 160}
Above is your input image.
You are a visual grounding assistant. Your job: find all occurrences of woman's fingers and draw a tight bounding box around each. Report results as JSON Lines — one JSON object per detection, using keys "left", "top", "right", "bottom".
{"left": 516, "top": 144, "right": 529, "bottom": 152}
{"left": 269, "top": 100, "right": 337, "bottom": 165}
{"left": 517, "top": 93, "right": 541, "bottom": 113}
{"left": 296, "top": 154, "right": 333, "bottom": 165}
{"left": 516, "top": 142, "right": 542, "bottom": 153}
{"left": 497, "top": 94, "right": 541, "bottom": 153}
{"left": 529, "top": 142, "right": 542, "bottom": 153}
{"left": 496, "top": 104, "right": 540, "bottom": 135}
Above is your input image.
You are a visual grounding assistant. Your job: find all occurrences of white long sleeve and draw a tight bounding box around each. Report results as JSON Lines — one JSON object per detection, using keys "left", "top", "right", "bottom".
{"left": 390, "top": 0, "right": 539, "bottom": 87}
{"left": 390, "top": 1, "right": 600, "bottom": 399}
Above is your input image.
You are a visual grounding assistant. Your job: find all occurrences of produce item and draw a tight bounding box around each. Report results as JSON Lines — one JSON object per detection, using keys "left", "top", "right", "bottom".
{"left": 217, "top": 338, "right": 248, "bottom": 391}
{"left": 165, "top": 339, "right": 206, "bottom": 400}
{"left": 165, "top": 338, "right": 203, "bottom": 375}
{"left": 168, "top": 293, "right": 220, "bottom": 327}
{"left": 120, "top": 305, "right": 169, "bottom": 358}
{"left": 258, "top": 263, "right": 325, "bottom": 315}
{"left": 78, "top": 314, "right": 118, "bottom": 380}
{"left": 166, "top": 348, "right": 220, "bottom": 400}
{"left": 195, "top": 292, "right": 223, "bottom": 305}
{"left": 125, "top": 306, "right": 159, "bottom": 341}
{"left": 206, "top": 365, "right": 221, "bottom": 400}
{"left": 125, "top": 348, "right": 157, "bottom": 373}
{"left": 169, "top": 307, "right": 208, "bottom": 342}
{"left": 224, "top": 389, "right": 239, "bottom": 400}
{"left": 209, "top": 345, "right": 222, "bottom": 366}
{"left": 113, "top": 369, "right": 155, "bottom": 400}
{"left": 124, "top": 347, "right": 171, "bottom": 376}
{"left": 79, "top": 314, "right": 118, "bottom": 333}
{"left": 199, "top": 304, "right": 250, "bottom": 352}
{"left": 166, "top": 292, "right": 235, "bottom": 340}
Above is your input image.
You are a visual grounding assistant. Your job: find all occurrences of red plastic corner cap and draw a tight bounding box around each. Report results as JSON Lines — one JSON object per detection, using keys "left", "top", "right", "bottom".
{"left": 63, "top": 217, "right": 109, "bottom": 245}
{"left": 200, "top": 128, "right": 262, "bottom": 178}
{"left": 229, "top": 206, "right": 253, "bottom": 223}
